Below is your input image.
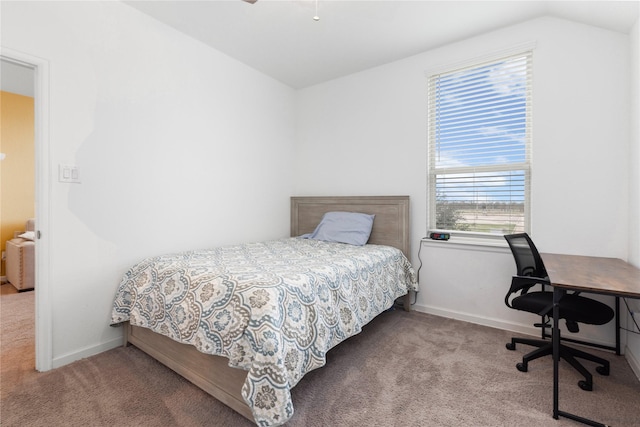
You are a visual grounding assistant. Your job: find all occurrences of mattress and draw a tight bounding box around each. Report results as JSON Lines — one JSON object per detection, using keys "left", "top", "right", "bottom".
{"left": 111, "top": 237, "right": 417, "bottom": 426}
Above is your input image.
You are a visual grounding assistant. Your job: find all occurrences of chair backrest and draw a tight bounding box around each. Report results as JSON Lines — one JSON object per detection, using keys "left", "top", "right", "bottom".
{"left": 504, "top": 233, "right": 548, "bottom": 279}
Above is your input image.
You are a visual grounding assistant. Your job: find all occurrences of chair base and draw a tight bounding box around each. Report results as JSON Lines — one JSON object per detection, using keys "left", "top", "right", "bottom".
{"left": 506, "top": 337, "right": 609, "bottom": 391}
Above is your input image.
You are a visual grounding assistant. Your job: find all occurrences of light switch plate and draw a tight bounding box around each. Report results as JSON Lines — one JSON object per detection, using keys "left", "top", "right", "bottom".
{"left": 58, "top": 164, "right": 81, "bottom": 183}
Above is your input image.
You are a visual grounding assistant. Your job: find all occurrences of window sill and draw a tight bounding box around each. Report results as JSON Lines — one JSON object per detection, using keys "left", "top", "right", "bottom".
{"left": 420, "top": 235, "right": 509, "bottom": 252}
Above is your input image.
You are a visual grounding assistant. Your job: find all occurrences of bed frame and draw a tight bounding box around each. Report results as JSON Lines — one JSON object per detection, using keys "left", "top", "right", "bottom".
{"left": 124, "top": 195, "right": 412, "bottom": 422}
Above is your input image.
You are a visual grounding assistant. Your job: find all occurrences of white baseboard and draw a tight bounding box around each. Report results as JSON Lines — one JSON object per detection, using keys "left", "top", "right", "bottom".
{"left": 48, "top": 306, "right": 635, "bottom": 378}
{"left": 52, "top": 336, "right": 123, "bottom": 369}
{"left": 0, "top": 275, "right": 6, "bottom": 284}
{"left": 412, "top": 303, "right": 617, "bottom": 349}
{"left": 625, "top": 345, "right": 640, "bottom": 381}
{"left": 413, "top": 303, "right": 541, "bottom": 337}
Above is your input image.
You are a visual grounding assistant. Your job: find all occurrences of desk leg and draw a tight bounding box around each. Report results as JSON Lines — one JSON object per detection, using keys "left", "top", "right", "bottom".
{"left": 552, "top": 287, "right": 561, "bottom": 419}
{"left": 615, "top": 296, "right": 620, "bottom": 355}
{"left": 552, "top": 287, "right": 608, "bottom": 427}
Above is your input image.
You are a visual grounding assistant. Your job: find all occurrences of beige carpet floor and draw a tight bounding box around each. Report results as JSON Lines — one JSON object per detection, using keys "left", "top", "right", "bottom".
{"left": 2, "top": 288, "right": 640, "bottom": 426}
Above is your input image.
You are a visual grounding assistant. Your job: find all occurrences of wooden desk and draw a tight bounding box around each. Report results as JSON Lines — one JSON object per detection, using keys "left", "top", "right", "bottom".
{"left": 541, "top": 253, "right": 640, "bottom": 427}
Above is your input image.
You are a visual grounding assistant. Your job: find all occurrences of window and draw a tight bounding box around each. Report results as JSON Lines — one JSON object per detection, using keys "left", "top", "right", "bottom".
{"left": 427, "top": 49, "right": 532, "bottom": 237}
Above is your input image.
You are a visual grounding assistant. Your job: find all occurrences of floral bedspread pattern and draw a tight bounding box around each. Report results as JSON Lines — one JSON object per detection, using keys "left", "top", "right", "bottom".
{"left": 110, "top": 238, "right": 417, "bottom": 426}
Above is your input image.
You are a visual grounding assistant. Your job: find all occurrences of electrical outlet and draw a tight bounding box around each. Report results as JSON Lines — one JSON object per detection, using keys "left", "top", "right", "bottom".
{"left": 1, "top": 251, "right": 5, "bottom": 261}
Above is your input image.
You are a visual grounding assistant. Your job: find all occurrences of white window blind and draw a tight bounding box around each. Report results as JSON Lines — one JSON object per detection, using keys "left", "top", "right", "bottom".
{"left": 428, "top": 50, "right": 532, "bottom": 235}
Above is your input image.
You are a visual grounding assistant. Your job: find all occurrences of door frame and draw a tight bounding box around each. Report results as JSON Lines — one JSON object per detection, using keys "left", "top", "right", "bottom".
{"left": 1, "top": 48, "right": 52, "bottom": 371}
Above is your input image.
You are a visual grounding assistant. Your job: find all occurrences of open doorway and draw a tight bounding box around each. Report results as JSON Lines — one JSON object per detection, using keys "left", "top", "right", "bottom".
{"left": 1, "top": 59, "right": 35, "bottom": 291}
{"left": 1, "top": 51, "right": 52, "bottom": 372}
{"left": 1, "top": 59, "right": 36, "bottom": 383}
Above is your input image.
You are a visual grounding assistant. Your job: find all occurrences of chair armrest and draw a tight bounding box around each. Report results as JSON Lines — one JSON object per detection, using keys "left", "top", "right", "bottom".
{"left": 510, "top": 275, "right": 549, "bottom": 292}
{"left": 504, "top": 275, "right": 551, "bottom": 309}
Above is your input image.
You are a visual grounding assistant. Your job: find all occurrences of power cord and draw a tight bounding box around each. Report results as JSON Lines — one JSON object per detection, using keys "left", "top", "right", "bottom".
{"left": 416, "top": 237, "right": 423, "bottom": 284}
{"left": 410, "top": 240, "right": 424, "bottom": 306}
{"left": 393, "top": 239, "right": 423, "bottom": 310}
{"left": 620, "top": 298, "right": 640, "bottom": 335}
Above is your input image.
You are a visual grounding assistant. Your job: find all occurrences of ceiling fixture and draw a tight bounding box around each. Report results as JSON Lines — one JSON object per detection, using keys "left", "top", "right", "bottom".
{"left": 313, "top": 0, "right": 320, "bottom": 21}
{"left": 241, "top": 0, "right": 320, "bottom": 21}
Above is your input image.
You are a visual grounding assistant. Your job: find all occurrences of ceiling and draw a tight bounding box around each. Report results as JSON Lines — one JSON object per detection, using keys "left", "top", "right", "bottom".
{"left": 125, "top": 0, "right": 640, "bottom": 89}
{"left": 0, "top": 59, "right": 34, "bottom": 97}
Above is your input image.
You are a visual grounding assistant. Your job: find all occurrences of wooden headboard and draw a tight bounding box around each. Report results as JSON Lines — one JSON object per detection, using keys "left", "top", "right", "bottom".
{"left": 290, "top": 196, "right": 411, "bottom": 258}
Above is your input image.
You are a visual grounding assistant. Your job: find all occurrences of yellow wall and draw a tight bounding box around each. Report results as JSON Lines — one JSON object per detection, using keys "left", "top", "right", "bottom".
{"left": 0, "top": 91, "right": 35, "bottom": 277}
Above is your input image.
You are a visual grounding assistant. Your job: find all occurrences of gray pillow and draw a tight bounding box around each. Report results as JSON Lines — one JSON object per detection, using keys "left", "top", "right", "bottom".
{"left": 302, "top": 211, "right": 375, "bottom": 246}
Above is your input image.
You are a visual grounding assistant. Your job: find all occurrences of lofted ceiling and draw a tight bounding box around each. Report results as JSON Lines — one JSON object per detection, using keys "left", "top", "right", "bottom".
{"left": 125, "top": 0, "right": 639, "bottom": 89}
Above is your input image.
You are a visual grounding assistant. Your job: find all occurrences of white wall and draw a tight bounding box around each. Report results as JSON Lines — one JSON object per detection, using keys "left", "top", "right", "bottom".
{"left": 295, "top": 17, "right": 633, "bottom": 349}
{"left": 2, "top": 1, "right": 296, "bottom": 367}
{"left": 625, "top": 17, "right": 640, "bottom": 376}
{"left": 629, "top": 21, "right": 640, "bottom": 269}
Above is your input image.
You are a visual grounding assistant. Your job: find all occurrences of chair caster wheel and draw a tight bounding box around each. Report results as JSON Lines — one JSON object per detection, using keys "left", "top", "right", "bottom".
{"left": 516, "top": 362, "right": 527, "bottom": 372}
{"left": 506, "top": 343, "right": 516, "bottom": 351}
{"left": 596, "top": 366, "right": 609, "bottom": 376}
{"left": 578, "top": 380, "right": 593, "bottom": 391}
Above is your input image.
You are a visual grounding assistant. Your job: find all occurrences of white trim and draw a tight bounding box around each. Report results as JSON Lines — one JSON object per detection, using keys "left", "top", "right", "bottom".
{"left": 412, "top": 303, "right": 618, "bottom": 350}
{"left": 1, "top": 47, "right": 52, "bottom": 372}
{"left": 421, "top": 236, "right": 509, "bottom": 252}
{"left": 52, "top": 337, "right": 123, "bottom": 369}
{"left": 414, "top": 302, "right": 541, "bottom": 336}
{"left": 625, "top": 344, "right": 640, "bottom": 381}
{"left": 424, "top": 40, "right": 537, "bottom": 77}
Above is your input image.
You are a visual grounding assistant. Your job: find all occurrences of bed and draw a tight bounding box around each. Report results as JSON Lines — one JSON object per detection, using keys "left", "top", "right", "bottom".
{"left": 110, "top": 196, "right": 417, "bottom": 426}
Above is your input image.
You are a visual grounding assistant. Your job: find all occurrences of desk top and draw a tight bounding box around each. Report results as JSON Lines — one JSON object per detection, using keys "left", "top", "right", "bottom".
{"left": 541, "top": 253, "right": 640, "bottom": 298}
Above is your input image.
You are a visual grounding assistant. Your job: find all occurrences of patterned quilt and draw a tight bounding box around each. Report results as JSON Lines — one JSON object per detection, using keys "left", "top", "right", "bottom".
{"left": 110, "top": 237, "right": 417, "bottom": 426}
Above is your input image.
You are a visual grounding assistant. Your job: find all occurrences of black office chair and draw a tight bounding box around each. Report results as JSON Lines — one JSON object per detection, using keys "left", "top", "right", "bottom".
{"left": 504, "top": 233, "right": 614, "bottom": 391}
